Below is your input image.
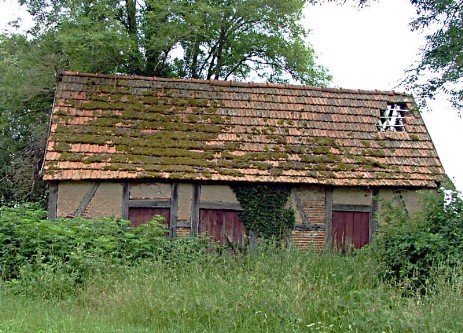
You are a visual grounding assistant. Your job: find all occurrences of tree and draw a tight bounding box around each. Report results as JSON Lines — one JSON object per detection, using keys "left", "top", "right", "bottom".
{"left": 143, "top": 0, "right": 330, "bottom": 85}
{"left": 17, "top": 0, "right": 330, "bottom": 84}
{"left": 404, "top": 0, "right": 463, "bottom": 109}
{"left": 0, "top": 32, "right": 61, "bottom": 204}
{"left": 0, "top": 0, "right": 331, "bottom": 204}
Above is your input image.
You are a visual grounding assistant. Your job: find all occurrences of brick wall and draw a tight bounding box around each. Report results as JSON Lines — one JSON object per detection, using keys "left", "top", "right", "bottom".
{"left": 290, "top": 230, "right": 325, "bottom": 250}
{"left": 292, "top": 185, "right": 326, "bottom": 250}
{"left": 176, "top": 227, "right": 191, "bottom": 238}
{"left": 295, "top": 186, "right": 326, "bottom": 225}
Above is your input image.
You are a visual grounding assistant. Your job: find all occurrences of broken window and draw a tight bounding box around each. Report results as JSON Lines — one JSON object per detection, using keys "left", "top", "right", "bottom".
{"left": 377, "top": 103, "right": 407, "bottom": 132}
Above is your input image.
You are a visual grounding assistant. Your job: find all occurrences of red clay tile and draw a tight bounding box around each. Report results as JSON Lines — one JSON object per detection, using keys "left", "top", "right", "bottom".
{"left": 42, "top": 72, "right": 445, "bottom": 187}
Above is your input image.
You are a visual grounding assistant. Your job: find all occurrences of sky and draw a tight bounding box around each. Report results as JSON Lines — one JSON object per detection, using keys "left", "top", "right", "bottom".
{"left": 1, "top": 0, "right": 462, "bottom": 191}
{"left": 303, "top": 0, "right": 463, "bottom": 191}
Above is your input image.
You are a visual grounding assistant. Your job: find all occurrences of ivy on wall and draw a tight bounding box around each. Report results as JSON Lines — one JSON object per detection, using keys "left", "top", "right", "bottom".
{"left": 232, "top": 184, "right": 295, "bottom": 240}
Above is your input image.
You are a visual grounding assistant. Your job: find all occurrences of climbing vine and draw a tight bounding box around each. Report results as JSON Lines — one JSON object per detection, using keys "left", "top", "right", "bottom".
{"left": 232, "top": 184, "right": 295, "bottom": 240}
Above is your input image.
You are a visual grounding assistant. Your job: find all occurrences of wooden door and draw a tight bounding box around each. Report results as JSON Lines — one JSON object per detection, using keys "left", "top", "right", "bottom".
{"left": 128, "top": 208, "right": 170, "bottom": 228}
{"left": 199, "top": 209, "right": 245, "bottom": 245}
{"left": 332, "top": 211, "right": 369, "bottom": 250}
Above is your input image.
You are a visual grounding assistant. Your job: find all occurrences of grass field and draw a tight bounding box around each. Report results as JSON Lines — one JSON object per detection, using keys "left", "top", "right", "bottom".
{"left": 1, "top": 247, "right": 462, "bottom": 333}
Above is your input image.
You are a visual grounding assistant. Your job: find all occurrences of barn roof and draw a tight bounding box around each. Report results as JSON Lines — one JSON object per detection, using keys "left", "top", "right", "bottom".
{"left": 42, "top": 72, "right": 445, "bottom": 187}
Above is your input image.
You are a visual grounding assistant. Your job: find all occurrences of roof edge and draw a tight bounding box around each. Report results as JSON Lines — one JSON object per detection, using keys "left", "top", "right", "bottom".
{"left": 59, "top": 71, "right": 411, "bottom": 97}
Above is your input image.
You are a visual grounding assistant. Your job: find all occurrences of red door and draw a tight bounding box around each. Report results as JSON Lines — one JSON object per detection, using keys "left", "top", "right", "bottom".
{"left": 128, "top": 208, "right": 170, "bottom": 228}
{"left": 332, "top": 211, "right": 369, "bottom": 250}
{"left": 199, "top": 209, "right": 246, "bottom": 245}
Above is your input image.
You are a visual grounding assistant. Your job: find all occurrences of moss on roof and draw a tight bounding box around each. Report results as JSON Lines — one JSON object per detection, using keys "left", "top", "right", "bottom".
{"left": 42, "top": 72, "right": 445, "bottom": 187}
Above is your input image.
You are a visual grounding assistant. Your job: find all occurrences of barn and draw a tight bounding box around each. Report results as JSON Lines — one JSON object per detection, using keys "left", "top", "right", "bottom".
{"left": 42, "top": 72, "right": 445, "bottom": 249}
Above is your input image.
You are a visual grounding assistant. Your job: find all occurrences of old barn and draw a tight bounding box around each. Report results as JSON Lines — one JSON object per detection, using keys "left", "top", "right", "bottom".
{"left": 42, "top": 72, "right": 445, "bottom": 249}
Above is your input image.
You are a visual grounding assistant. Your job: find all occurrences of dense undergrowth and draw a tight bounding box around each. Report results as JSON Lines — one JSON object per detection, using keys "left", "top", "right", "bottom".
{"left": 1, "top": 247, "right": 463, "bottom": 332}
{"left": 373, "top": 189, "right": 463, "bottom": 292}
{"left": 0, "top": 189, "right": 462, "bottom": 332}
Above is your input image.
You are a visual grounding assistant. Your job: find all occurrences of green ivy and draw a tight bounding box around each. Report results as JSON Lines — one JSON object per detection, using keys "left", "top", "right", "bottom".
{"left": 232, "top": 184, "right": 295, "bottom": 240}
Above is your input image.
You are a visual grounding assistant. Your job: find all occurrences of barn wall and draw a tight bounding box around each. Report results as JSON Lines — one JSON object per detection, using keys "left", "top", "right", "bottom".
{"left": 332, "top": 187, "right": 372, "bottom": 205}
{"left": 378, "top": 188, "right": 424, "bottom": 217}
{"left": 400, "top": 190, "right": 424, "bottom": 216}
{"left": 289, "top": 186, "right": 326, "bottom": 250}
{"left": 295, "top": 186, "right": 326, "bottom": 225}
{"left": 200, "top": 185, "right": 240, "bottom": 204}
{"left": 129, "top": 182, "right": 171, "bottom": 200}
{"left": 85, "top": 183, "right": 123, "bottom": 218}
{"left": 177, "top": 183, "right": 194, "bottom": 236}
{"left": 177, "top": 227, "right": 191, "bottom": 238}
{"left": 378, "top": 188, "right": 395, "bottom": 208}
{"left": 177, "top": 183, "right": 193, "bottom": 222}
{"left": 53, "top": 180, "right": 429, "bottom": 250}
{"left": 57, "top": 181, "right": 93, "bottom": 217}
{"left": 291, "top": 230, "right": 325, "bottom": 250}
{"left": 288, "top": 191, "right": 303, "bottom": 225}
{"left": 57, "top": 181, "right": 123, "bottom": 218}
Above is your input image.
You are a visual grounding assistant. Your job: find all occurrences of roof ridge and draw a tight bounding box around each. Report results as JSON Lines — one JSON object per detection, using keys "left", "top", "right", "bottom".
{"left": 59, "top": 71, "right": 410, "bottom": 97}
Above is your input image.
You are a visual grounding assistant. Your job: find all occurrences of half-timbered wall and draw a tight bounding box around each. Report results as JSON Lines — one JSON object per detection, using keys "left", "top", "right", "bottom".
{"left": 290, "top": 186, "right": 326, "bottom": 250}
{"left": 55, "top": 181, "right": 123, "bottom": 218}
{"left": 378, "top": 188, "right": 423, "bottom": 217}
{"left": 50, "top": 181, "right": 427, "bottom": 250}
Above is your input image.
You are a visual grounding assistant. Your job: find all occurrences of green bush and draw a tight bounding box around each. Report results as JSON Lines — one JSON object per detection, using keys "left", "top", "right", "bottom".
{"left": 0, "top": 204, "right": 168, "bottom": 285}
{"left": 373, "top": 189, "right": 463, "bottom": 291}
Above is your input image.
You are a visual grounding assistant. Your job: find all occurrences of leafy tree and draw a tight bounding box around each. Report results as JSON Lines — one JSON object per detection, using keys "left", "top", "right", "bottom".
{"left": 0, "top": 33, "right": 61, "bottom": 204}
{"left": 404, "top": 0, "right": 463, "bottom": 109}
{"left": 143, "top": 0, "right": 330, "bottom": 84}
{"left": 0, "top": 0, "right": 330, "bottom": 204}
{"left": 17, "top": 0, "right": 330, "bottom": 83}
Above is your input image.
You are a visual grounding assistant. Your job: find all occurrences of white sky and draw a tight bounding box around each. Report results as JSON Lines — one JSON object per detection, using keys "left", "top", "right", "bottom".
{"left": 1, "top": 0, "right": 462, "bottom": 191}
{"left": 304, "top": 0, "right": 463, "bottom": 191}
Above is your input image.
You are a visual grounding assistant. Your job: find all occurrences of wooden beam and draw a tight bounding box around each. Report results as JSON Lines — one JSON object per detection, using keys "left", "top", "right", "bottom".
{"left": 248, "top": 230, "right": 257, "bottom": 250}
{"left": 128, "top": 200, "right": 171, "bottom": 208}
{"left": 191, "top": 184, "right": 201, "bottom": 236}
{"left": 75, "top": 182, "right": 100, "bottom": 217}
{"left": 169, "top": 183, "right": 179, "bottom": 240}
{"left": 324, "top": 186, "right": 333, "bottom": 250}
{"left": 47, "top": 182, "right": 58, "bottom": 220}
{"left": 370, "top": 188, "right": 379, "bottom": 241}
{"left": 199, "top": 202, "right": 243, "bottom": 211}
{"left": 122, "top": 182, "right": 129, "bottom": 220}
{"left": 294, "top": 224, "right": 324, "bottom": 231}
{"left": 332, "top": 204, "right": 371, "bottom": 213}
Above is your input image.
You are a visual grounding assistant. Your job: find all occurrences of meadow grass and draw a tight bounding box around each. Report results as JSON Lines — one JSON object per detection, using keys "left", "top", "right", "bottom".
{"left": 1, "top": 247, "right": 463, "bottom": 332}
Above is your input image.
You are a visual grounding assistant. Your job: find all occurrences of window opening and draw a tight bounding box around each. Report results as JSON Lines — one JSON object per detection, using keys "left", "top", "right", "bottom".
{"left": 377, "top": 103, "right": 407, "bottom": 132}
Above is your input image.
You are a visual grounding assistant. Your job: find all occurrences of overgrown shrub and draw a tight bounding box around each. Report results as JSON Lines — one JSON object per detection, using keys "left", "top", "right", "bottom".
{"left": 373, "top": 189, "right": 463, "bottom": 291}
{"left": 0, "top": 204, "right": 168, "bottom": 283}
{"left": 0, "top": 204, "right": 220, "bottom": 297}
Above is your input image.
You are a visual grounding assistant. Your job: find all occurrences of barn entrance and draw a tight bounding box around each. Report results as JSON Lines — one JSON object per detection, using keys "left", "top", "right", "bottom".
{"left": 199, "top": 209, "right": 246, "bottom": 246}
{"left": 331, "top": 211, "right": 370, "bottom": 250}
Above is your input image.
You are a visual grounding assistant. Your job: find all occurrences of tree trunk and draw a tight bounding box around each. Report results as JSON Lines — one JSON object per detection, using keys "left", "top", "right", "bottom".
{"left": 125, "top": 0, "right": 143, "bottom": 74}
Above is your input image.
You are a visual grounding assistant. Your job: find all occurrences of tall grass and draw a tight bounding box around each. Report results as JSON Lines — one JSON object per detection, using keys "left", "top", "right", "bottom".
{"left": 1, "top": 247, "right": 462, "bottom": 332}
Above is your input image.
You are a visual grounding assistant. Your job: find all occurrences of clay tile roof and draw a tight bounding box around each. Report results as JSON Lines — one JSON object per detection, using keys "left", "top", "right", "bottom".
{"left": 42, "top": 72, "right": 445, "bottom": 188}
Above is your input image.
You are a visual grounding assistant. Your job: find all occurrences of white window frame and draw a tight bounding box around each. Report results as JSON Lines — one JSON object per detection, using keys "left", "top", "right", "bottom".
{"left": 377, "top": 103, "right": 407, "bottom": 132}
